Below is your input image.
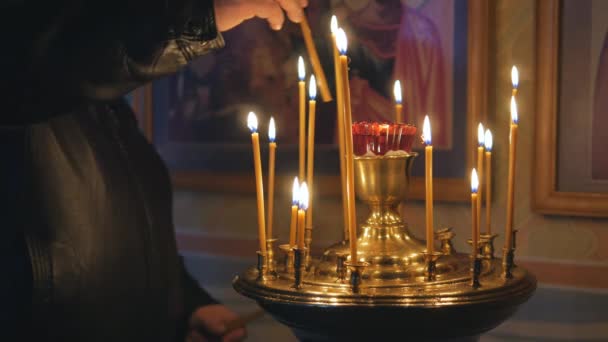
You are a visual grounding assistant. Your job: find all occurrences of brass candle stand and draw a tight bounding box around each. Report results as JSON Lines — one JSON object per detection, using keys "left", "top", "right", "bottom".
{"left": 234, "top": 153, "right": 536, "bottom": 341}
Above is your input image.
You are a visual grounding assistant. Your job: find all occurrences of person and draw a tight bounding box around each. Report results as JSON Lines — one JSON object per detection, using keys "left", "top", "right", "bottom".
{"left": 0, "top": 0, "right": 307, "bottom": 341}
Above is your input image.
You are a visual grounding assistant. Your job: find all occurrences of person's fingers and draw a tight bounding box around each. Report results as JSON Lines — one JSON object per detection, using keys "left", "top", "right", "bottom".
{"left": 252, "top": 0, "right": 286, "bottom": 30}
{"left": 275, "top": 0, "right": 305, "bottom": 23}
{"left": 222, "top": 327, "right": 247, "bottom": 342}
{"left": 298, "top": 0, "right": 309, "bottom": 7}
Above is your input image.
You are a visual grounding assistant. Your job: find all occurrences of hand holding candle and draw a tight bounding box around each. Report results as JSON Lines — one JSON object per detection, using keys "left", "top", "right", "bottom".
{"left": 505, "top": 96, "right": 518, "bottom": 251}
{"left": 247, "top": 112, "right": 267, "bottom": 256}
{"left": 297, "top": 182, "right": 309, "bottom": 250}
{"left": 394, "top": 80, "right": 403, "bottom": 123}
{"left": 476, "top": 123, "right": 485, "bottom": 240}
{"left": 423, "top": 116, "right": 434, "bottom": 254}
{"left": 298, "top": 56, "right": 306, "bottom": 181}
{"left": 289, "top": 177, "right": 299, "bottom": 247}
{"left": 267, "top": 117, "right": 277, "bottom": 240}
{"left": 484, "top": 130, "right": 493, "bottom": 234}
{"left": 306, "top": 75, "right": 317, "bottom": 233}
{"left": 471, "top": 169, "right": 479, "bottom": 256}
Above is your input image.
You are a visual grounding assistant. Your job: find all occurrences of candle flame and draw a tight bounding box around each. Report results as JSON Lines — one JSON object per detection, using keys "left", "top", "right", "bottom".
{"left": 309, "top": 75, "right": 317, "bottom": 100}
{"left": 510, "top": 96, "right": 518, "bottom": 124}
{"left": 330, "top": 15, "right": 338, "bottom": 34}
{"left": 247, "top": 111, "right": 258, "bottom": 133}
{"left": 471, "top": 169, "right": 479, "bottom": 193}
{"left": 336, "top": 28, "right": 348, "bottom": 55}
{"left": 477, "top": 123, "right": 485, "bottom": 147}
{"left": 299, "top": 182, "right": 309, "bottom": 210}
{"left": 393, "top": 80, "right": 402, "bottom": 104}
{"left": 511, "top": 66, "right": 519, "bottom": 89}
{"left": 292, "top": 177, "right": 299, "bottom": 206}
{"left": 298, "top": 56, "right": 305, "bottom": 81}
{"left": 268, "top": 117, "right": 276, "bottom": 142}
{"left": 422, "top": 115, "right": 432, "bottom": 145}
{"left": 485, "top": 129, "right": 493, "bottom": 151}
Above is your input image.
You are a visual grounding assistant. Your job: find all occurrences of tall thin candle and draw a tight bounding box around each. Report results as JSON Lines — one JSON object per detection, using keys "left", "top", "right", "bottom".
{"left": 297, "top": 182, "right": 309, "bottom": 250}
{"left": 476, "top": 123, "right": 485, "bottom": 240}
{"left": 247, "top": 112, "right": 267, "bottom": 256}
{"left": 394, "top": 80, "right": 403, "bottom": 123}
{"left": 505, "top": 96, "right": 518, "bottom": 251}
{"left": 336, "top": 28, "right": 358, "bottom": 262}
{"left": 471, "top": 169, "right": 479, "bottom": 256}
{"left": 423, "top": 116, "right": 434, "bottom": 254}
{"left": 484, "top": 130, "right": 493, "bottom": 234}
{"left": 289, "top": 177, "right": 299, "bottom": 247}
{"left": 267, "top": 117, "right": 277, "bottom": 240}
{"left": 306, "top": 75, "right": 317, "bottom": 233}
{"left": 298, "top": 56, "right": 306, "bottom": 181}
{"left": 331, "top": 16, "right": 349, "bottom": 242}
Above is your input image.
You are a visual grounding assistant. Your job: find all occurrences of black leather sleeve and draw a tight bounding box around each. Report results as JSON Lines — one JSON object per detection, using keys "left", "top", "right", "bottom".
{"left": 0, "top": 0, "right": 224, "bottom": 125}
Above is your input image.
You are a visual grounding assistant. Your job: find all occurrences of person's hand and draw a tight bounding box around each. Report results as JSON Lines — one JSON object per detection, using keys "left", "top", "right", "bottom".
{"left": 186, "top": 304, "right": 247, "bottom": 342}
{"left": 214, "top": 0, "right": 309, "bottom": 32}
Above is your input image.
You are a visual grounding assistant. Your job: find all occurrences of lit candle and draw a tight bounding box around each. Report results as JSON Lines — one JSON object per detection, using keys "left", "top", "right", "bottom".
{"left": 336, "top": 28, "right": 358, "bottom": 261}
{"left": 267, "top": 117, "right": 277, "bottom": 241}
{"left": 476, "top": 123, "right": 485, "bottom": 240}
{"left": 505, "top": 96, "right": 518, "bottom": 251}
{"left": 471, "top": 169, "right": 479, "bottom": 256}
{"left": 484, "top": 130, "right": 493, "bottom": 234}
{"left": 331, "top": 16, "right": 349, "bottom": 241}
{"left": 423, "top": 116, "right": 434, "bottom": 254}
{"left": 289, "top": 177, "right": 299, "bottom": 247}
{"left": 297, "top": 182, "right": 309, "bottom": 250}
{"left": 394, "top": 80, "right": 403, "bottom": 123}
{"left": 298, "top": 56, "right": 306, "bottom": 181}
{"left": 306, "top": 75, "right": 317, "bottom": 234}
{"left": 247, "top": 112, "right": 267, "bottom": 256}
{"left": 511, "top": 66, "right": 519, "bottom": 97}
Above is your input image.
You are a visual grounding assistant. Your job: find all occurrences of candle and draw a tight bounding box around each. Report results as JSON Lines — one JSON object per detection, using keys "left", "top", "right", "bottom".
{"left": 267, "top": 117, "right": 277, "bottom": 240}
{"left": 289, "top": 177, "right": 299, "bottom": 246}
{"left": 247, "top": 112, "right": 267, "bottom": 256}
{"left": 336, "top": 28, "right": 358, "bottom": 261}
{"left": 306, "top": 75, "right": 317, "bottom": 233}
{"left": 505, "top": 96, "right": 518, "bottom": 251}
{"left": 298, "top": 56, "right": 306, "bottom": 181}
{"left": 297, "top": 182, "right": 309, "bottom": 250}
{"left": 394, "top": 80, "right": 403, "bottom": 123}
{"left": 476, "top": 123, "right": 485, "bottom": 240}
{"left": 300, "top": 15, "right": 332, "bottom": 102}
{"left": 484, "top": 130, "right": 493, "bottom": 234}
{"left": 511, "top": 66, "right": 519, "bottom": 97}
{"left": 423, "top": 116, "right": 434, "bottom": 253}
{"left": 471, "top": 169, "right": 479, "bottom": 256}
{"left": 331, "top": 16, "right": 350, "bottom": 241}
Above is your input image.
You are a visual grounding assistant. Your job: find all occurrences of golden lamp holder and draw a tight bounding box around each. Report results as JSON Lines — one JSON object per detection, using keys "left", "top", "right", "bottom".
{"left": 235, "top": 153, "right": 536, "bottom": 341}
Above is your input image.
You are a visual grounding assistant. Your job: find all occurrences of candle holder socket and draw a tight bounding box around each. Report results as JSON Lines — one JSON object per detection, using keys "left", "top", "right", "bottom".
{"left": 256, "top": 251, "right": 269, "bottom": 282}
{"left": 435, "top": 227, "right": 456, "bottom": 255}
{"left": 421, "top": 251, "right": 443, "bottom": 281}
{"left": 469, "top": 255, "right": 482, "bottom": 288}
{"left": 479, "top": 233, "right": 498, "bottom": 259}
{"left": 502, "top": 247, "right": 515, "bottom": 280}
{"left": 279, "top": 244, "right": 295, "bottom": 274}
{"left": 345, "top": 260, "right": 370, "bottom": 293}
{"left": 466, "top": 238, "right": 483, "bottom": 257}
{"left": 335, "top": 252, "right": 349, "bottom": 283}
{"left": 266, "top": 238, "right": 278, "bottom": 277}
{"left": 293, "top": 247, "right": 307, "bottom": 289}
{"left": 511, "top": 229, "right": 519, "bottom": 266}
